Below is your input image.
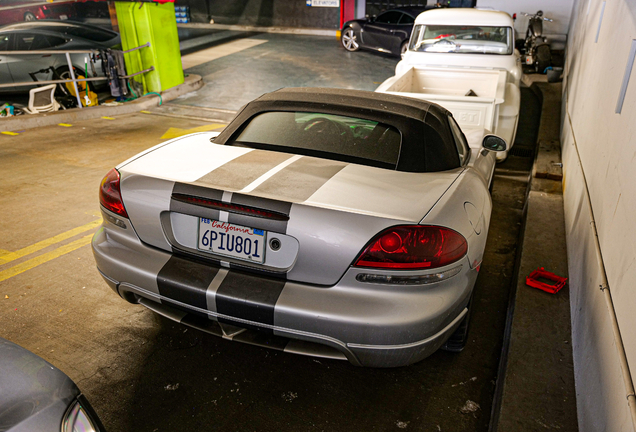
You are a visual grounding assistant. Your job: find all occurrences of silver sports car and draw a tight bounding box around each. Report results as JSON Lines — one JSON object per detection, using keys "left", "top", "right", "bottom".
{"left": 92, "top": 88, "right": 506, "bottom": 367}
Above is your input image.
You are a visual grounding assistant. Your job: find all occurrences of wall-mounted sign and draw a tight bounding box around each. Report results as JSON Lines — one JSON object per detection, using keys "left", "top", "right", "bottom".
{"left": 306, "top": 0, "right": 340, "bottom": 7}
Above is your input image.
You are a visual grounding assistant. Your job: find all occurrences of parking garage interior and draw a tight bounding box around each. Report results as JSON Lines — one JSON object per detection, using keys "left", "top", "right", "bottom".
{"left": 1, "top": 0, "right": 635, "bottom": 431}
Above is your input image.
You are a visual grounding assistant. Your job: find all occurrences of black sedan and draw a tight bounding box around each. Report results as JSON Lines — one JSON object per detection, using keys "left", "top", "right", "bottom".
{"left": 341, "top": 6, "right": 430, "bottom": 57}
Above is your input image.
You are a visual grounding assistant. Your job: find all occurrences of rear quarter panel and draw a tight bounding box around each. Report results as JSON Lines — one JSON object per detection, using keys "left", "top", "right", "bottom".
{"left": 421, "top": 168, "right": 492, "bottom": 270}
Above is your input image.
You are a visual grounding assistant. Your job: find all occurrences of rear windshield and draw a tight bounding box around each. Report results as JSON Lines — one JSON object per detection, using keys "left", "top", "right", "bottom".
{"left": 410, "top": 24, "right": 513, "bottom": 55}
{"left": 232, "top": 112, "right": 402, "bottom": 168}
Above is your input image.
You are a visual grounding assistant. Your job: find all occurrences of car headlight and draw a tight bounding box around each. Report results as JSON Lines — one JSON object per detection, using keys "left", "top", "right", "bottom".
{"left": 61, "top": 399, "right": 99, "bottom": 432}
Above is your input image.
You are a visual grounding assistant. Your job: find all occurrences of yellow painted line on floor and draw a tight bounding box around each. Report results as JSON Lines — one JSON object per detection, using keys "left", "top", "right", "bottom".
{"left": 1, "top": 131, "right": 19, "bottom": 136}
{"left": 101, "top": 116, "right": 115, "bottom": 120}
{"left": 0, "top": 249, "right": 12, "bottom": 259}
{"left": 0, "top": 219, "right": 102, "bottom": 265}
{"left": 140, "top": 110, "right": 152, "bottom": 114}
{"left": 0, "top": 235, "right": 92, "bottom": 283}
{"left": 182, "top": 38, "right": 268, "bottom": 70}
{"left": 58, "top": 123, "right": 73, "bottom": 127}
{"left": 161, "top": 123, "right": 226, "bottom": 140}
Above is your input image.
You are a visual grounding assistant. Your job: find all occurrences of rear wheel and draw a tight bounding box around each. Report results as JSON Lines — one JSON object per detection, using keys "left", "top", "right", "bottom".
{"left": 536, "top": 44, "right": 551, "bottom": 73}
{"left": 341, "top": 28, "right": 359, "bottom": 52}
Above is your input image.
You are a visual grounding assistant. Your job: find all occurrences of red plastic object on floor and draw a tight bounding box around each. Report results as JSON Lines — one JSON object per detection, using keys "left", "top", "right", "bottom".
{"left": 526, "top": 267, "right": 568, "bottom": 294}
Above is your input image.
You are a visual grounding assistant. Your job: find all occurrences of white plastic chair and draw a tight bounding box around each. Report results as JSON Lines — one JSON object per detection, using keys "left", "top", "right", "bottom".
{"left": 22, "top": 84, "right": 60, "bottom": 114}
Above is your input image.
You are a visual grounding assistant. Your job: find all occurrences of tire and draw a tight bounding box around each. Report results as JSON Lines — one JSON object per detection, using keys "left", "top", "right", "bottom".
{"left": 536, "top": 44, "right": 551, "bottom": 74}
{"left": 24, "top": 12, "right": 37, "bottom": 21}
{"left": 400, "top": 40, "right": 408, "bottom": 59}
{"left": 441, "top": 295, "right": 473, "bottom": 352}
{"left": 341, "top": 27, "right": 359, "bottom": 52}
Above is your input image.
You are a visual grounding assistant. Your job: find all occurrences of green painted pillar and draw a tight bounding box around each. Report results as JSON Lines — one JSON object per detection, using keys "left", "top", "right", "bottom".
{"left": 114, "top": 2, "right": 184, "bottom": 93}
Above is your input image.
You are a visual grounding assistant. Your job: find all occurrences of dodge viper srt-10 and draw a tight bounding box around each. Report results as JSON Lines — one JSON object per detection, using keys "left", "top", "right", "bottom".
{"left": 92, "top": 88, "right": 506, "bottom": 367}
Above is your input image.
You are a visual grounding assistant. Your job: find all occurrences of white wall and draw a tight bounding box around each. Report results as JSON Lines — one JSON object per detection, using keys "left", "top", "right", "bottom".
{"left": 562, "top": 0, "right": 636, "bottom": 430}
{"left": 477, "top": 0, "right": 574, "bottom": 48}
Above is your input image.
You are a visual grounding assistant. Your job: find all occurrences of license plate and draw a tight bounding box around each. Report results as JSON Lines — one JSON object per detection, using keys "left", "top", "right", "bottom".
{"left": 59, "top": 15, "right": 68, "bottom": 20}
{"left": 198, "top": 218, "right": 265, "bottom": 263}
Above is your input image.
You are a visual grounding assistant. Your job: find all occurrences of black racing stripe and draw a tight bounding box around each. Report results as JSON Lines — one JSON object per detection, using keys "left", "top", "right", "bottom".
{"left": 162, "top": 299, "right": 210, "bottom": 321}
{"left": 170, "top": 183, "right": 223, "bottom": 221}
{"left": 195, "top": 150, "right": 293, "bottom": 191}
{"left": 231, "top": 193, "right": 293, "bottom": 216}
{"left": 251, "top": 157, "right": 347, "bottom": 202}
{"left": 217, "top": 318, "right": 270, "bottom": 333}
{"left": 228, "top": 262, "right": 287, "bottom": 279}
{"left": 215, "top": 270, "right": 286, "bottom": 328}
{"left": 180, "top": 312, "right": 224, "bottom": 336}
{"left": 157, "top": 255, "right": 219, "bottom": 310}
{"left": 227, "top": 193, "right": 292, "bottom": 233}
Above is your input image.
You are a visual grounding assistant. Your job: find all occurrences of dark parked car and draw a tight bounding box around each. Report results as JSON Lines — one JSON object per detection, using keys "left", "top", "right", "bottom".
{"left": 0, "top": 0, "right": 75, "bottom": 26}
{"left": 0, "top": 20, "right": 120, "bottom": 91}
{"left": 340, "top": 6, "right": 431, "bottom": 57}
{"left": 0, "top": 337, "right": 104, "bottom": 432}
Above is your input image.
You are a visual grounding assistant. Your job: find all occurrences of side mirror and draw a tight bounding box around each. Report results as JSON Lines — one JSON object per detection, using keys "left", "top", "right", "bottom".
{"left": 482, "top": 135, "right": 507, "bottom": 152}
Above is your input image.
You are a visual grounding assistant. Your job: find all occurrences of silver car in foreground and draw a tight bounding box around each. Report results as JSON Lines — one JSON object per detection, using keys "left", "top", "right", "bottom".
{"left": 92, "top": 88, "right": 506, "bottom": 367}
{"left": 0, "top": 338, "right": 104, "bottom": 431}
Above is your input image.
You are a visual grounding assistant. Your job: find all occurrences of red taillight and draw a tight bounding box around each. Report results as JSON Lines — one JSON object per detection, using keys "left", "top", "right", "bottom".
{"left": 354, "top": 225, "right": 468, "bottom": 270}
{"left": 99, "top": 168, "right": 128, "bottom": 218}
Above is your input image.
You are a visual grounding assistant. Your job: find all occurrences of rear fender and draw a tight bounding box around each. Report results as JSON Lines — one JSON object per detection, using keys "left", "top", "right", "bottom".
{"left": 421, "top": 169, "right": 491, "bottom": 269}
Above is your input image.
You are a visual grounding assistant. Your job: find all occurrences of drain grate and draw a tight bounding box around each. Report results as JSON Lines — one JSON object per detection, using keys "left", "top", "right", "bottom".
{"left": 509, "top": 147, "right": 535, "bottom": 158}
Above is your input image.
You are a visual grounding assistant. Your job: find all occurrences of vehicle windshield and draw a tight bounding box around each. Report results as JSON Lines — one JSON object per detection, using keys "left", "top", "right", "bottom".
{"left": 409, "top": 24, "right": 513, "bottom": 55}
{"left": 233, "top": 112, "right": 402, "bottom": 168}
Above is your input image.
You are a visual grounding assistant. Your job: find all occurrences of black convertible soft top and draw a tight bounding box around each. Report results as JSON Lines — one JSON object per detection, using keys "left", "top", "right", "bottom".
{"left": 213, "top": 87, "right": 462, "bottom": 172}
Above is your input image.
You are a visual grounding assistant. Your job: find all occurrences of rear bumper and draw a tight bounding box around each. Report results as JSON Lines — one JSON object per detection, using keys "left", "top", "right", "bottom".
{"left": 92, "top": 212, "right": 477, "bottom": 367}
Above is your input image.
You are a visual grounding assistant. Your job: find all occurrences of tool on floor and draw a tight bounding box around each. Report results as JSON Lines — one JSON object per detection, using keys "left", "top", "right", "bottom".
{"left": 526, "top": 267, "right": 568, "bottom": 294}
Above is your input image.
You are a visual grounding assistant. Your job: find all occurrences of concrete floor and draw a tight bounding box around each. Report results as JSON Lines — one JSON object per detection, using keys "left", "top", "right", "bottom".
{"left": 175, "top": 32, "right": 398, "bottom": 110}
{"left": 1, "top": 33, "right": 543, "bottom": 431}
{"left": 493, "top": 82, "right": 578, "bottom": 432}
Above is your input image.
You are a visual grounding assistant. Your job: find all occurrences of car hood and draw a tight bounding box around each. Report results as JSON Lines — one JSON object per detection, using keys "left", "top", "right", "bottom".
{"left": 119, "top": 132, "right": 463, "bottom": 223}
{"left": 0, "top": 338, "right": 78, "bottom": 432}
